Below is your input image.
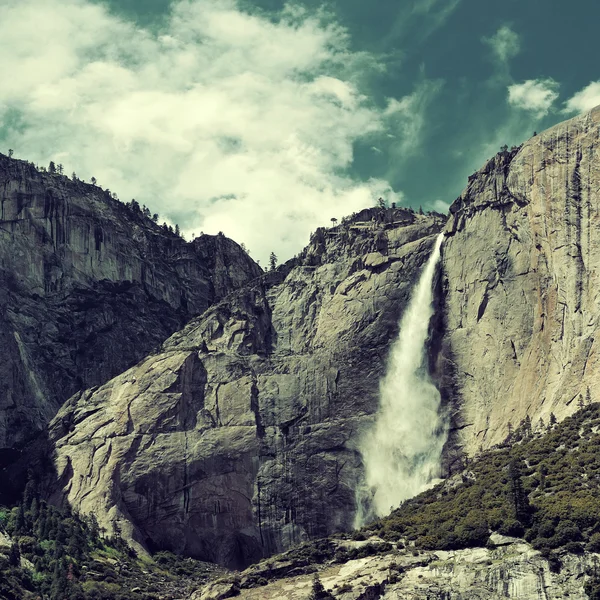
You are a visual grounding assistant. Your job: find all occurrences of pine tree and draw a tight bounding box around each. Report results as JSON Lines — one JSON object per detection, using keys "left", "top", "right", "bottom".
{"left": 50, "top": 557, "right": 69, "bottom": 600}
{"left": 49, "top": 161, "right": 56, "bottom": 174}
{"left": 87, "top": 514, "right": 99, "bottom": 543}
{"left": 269, "top": 252, "right": 278, "bottom": 271}
{"left": 36, "top": 507, "right": 48, "bottom": 539}
{"left": 8, "top": 540, "right": 20, "bottom": 567}
{"left": 14, "top": 504, "right": 26, "bottom": 535}
{"left": 23, "top": 477, "right": 37, "bottom": 509}
{"left": 538, "top": 464, "right": 548, "bottom": 491}
{"left": 310, "top": 573, "right": 334, "bottom": 599}
{"left": 522, "top": 415, "right": 532, "bottom": 437}
{"left": 508, "top": 459, "right": 532, "bottom": 526}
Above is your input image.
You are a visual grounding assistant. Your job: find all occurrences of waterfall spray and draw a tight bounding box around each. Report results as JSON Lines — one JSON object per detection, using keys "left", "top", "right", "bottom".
{"left": 355, "top": 233, "right": 446, "bottom": 525}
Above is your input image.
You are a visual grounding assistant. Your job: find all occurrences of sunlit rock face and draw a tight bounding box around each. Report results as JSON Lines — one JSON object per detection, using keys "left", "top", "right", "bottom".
{"left": 440, "top": 105, "right": 600, "bottom": 456}
{"left": 193, "top": 538, "right": 595, "bottom": 599}
{"left": 49, "top": 209, "right": 445, "bottom": 568}
{"left": 0, "top": 155, "right": 261, "bottom": 450}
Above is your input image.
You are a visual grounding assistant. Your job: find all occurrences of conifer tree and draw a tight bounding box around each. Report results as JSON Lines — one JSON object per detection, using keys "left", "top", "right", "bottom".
{"left": 269, "top": 252, "right": 278, "bottom": 271}
{"left": 508, "top": 459, "right": 532, "bottom": 526}
{"left": 8, "top": 541, "right": 20, "bottom": 567}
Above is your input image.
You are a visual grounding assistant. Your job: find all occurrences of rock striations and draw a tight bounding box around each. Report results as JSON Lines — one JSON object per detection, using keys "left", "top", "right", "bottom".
{"left": 6, "top": 104, "right": 600, "bottom": 592}
{"left": 195, "top": 536, "right": 595, "bottom": 599}
{"left": 0, "top": 155, "right": 261, "bottom": 452}
{"left": 441, "top": 105, "right": 600, "bottom": 455}
{"left": 49, "top": 209, "right": 445, "bottom": 568}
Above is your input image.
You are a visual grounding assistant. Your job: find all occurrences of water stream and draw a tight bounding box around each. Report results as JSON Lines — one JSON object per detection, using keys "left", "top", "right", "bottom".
{"left": 355, "top": 233, "right": 447, "bottom": 525}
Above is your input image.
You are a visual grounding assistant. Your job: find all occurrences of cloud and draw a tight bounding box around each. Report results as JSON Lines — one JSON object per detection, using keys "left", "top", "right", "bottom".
{"left": 431, "top": 199, "right": 450, "bottom": 213}
{"left": 507, "top": 79, "right": 559, "bottom": 117}
{"left": 563, "top": 81, "right": 600, "bottom": 114}
{"left": 0, "top": 0, "right": 415, "bottom": 263}
{"left": 383, "top": 79, "right": 444, "bottom": 159}
{"left": 380, "top": 0, "right": 461, "bottom": 52}
{"left": 482, "top": 25, "right": 521, "bottom": 64}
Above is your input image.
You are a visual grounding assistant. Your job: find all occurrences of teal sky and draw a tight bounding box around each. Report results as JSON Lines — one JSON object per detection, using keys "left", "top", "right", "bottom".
{"left": 95, "top": 0, "right": 600, "bottom": 208}
{"left": 1, "top": 0, "right": 598, "bottom": 261}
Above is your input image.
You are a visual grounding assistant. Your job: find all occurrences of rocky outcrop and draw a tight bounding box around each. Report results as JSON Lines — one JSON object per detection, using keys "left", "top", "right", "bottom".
{"left": 194, "top": 538, "right": 597, "bottom": 599}
{"left": 0, "top": 155, "right": 261, "bottom": 452}
{"left": 49, "top": 209, "right": 445, "bottom": 568}
{"left": 440, "top": 105, "right": 600, "bottom": 455}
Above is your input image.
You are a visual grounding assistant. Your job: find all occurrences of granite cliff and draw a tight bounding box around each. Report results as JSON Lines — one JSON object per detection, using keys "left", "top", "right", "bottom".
{"left": 0, "top": 155, "right": 261, "bottom": 457}
{"left": 46, "top": 105, "right": 600, "bottom": 571}
{"left": 7, "top": 104, "right": 600, "bottom": 592}
{"left": 195, "top": 536, "right": 596, "bottom": 600}
{"left": 48, "top": 209, "right": 445, "bottom": 568}
{"left": 440, "top": 105, "right": 600, "bottom": 455}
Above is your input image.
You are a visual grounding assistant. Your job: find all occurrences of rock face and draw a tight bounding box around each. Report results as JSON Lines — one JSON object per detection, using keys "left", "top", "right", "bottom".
{"left": 0, "top": 155, "right": 261, "bottom": 451}
{"left": 29, "top": 104, "right": 600, "bottom": 572}
{"left": 195, "top": 538, "right": 596, "bottom": 599}
{"left": 440, "top": 105, "right": 600, "bottom": 455}
{"left": 49, "top": 209, "right": 445, "bottom": 568}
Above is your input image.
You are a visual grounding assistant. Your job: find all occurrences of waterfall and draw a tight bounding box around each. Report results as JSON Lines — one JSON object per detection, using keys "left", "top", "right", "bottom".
{"left": 355, "top": 232, "right": 446, "bottom": 525}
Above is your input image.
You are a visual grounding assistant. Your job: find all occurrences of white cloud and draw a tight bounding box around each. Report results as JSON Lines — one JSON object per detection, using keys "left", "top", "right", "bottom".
{"left": 0, "top": 0, "right": 418, "bottom": 263}
{"left": 431, "top": 199, "right": 450, "bottom": 213}
{"left": 482, "top": 25, "right": 521, "bottom": 63}
{"left": 384, "top": 80, "right": 444, "bottom": 157}
{"left": 507, "top": 79, "right": 559, "bottom": 117}
{"left": 563, "top": 81, "right": 600, "bottom": 114}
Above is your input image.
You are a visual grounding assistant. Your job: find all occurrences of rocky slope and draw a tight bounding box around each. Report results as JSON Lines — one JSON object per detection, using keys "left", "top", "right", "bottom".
{"left": 48, "top": 209, "right": 445, "bottom": 568}
{"left": 193, "top": 400, "right": 600, "bottom": 599}
{"left": 194, "top": 536, "right": 597, "bottom": 600}
{"left": 440, "top": 104, "right": 600, "bottom": 455}
{"left": 0, "top": 155, "right": 261, "bottom": 455}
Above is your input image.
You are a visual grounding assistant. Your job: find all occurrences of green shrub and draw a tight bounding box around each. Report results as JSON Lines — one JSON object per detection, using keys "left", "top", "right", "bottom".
{"left": 586, "top": 533, "right": 600, "bottom": 552}
{"left": 370, "top": 403, "right": 600, "bottom": 555}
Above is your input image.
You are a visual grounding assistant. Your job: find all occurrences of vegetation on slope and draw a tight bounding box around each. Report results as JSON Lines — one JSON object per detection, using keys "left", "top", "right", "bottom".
{"left": 366, "top": 403, "right": 600, "bottom": 560}
{"left": 5, "top": 404, "right": 600, "bottom": 598}
{"left": 0, "top": 482, "right": 222, "bottom": 600}
{"left": 218, "top": 403, "right": 600, "bottom": 593}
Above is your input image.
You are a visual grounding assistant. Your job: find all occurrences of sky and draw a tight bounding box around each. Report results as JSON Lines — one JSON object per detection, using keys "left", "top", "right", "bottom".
{"left": 1, "top": 0, "right": 599, "bottom": 264}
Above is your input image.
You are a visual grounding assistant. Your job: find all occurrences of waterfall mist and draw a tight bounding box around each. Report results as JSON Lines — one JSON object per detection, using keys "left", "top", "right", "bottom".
{"left": 355, "top": 233, "right": 446, "bottom": 525}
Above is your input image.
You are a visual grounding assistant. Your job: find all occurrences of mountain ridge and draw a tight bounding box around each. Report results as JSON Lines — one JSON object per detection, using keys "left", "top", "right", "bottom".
{"left": 0, "top": 153, "right": 261, "bottom": 460}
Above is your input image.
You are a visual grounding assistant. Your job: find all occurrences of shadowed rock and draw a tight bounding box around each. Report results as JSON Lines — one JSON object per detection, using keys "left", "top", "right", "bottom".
{"left": 0, "top": 155, "right": 261, "bottom": 452}
{"left": 49, "top": 209, "right": 445, "bottom": 568}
